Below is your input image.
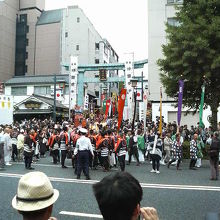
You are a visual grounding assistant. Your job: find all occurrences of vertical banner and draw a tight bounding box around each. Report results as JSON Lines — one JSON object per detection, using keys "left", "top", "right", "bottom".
{"left": 105, "top": 99, "right": 111, "bottom": 119}
{"left": 118, "top": 88, "right": 127, "bottom": 131}
{"left": 124, "top": 54, "right": 134, "bottom": 121}
{"left": 69, "top": 56, "right": 78, "bottom": 109}
{"left": 177, "top": 80, "right": 184, "bottom": 127}
{"left": 143, "top": 90, "right": 148, "bottom": 133}
{"left": 112, "top": 102, "right": 116, "bottom": 116}
{"left": 159, "top": 87, "right": 162, "bottom": 135}
{"left": 84, "top": 92, "right": 89, "bottom": 110}
{"left": 103, "top": 100, "right": 107, "bottom": 113}
{"left": 199, "top": 85, "right": 205, "bottom": 128}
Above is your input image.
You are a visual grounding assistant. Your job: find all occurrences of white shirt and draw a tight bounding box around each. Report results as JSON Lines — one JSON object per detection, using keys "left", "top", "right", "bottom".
{"left": 0, "top": 131, "right": 5, "bottom": 144}
{"left": 74, "top": 135, "right": 94, "bottom": 156}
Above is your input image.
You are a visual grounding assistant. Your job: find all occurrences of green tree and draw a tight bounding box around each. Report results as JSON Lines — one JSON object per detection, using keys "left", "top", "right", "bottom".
{"left": 157, "top": 0, "right": 220, "bottom": 130}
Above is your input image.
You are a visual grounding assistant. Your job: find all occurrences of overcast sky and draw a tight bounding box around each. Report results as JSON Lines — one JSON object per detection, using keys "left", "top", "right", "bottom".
{"left": 45, "top": 0, "right": 148, "bottom": 63}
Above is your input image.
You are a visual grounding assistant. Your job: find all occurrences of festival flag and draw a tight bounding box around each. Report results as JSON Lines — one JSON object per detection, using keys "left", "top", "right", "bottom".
{"left": 199, "top": 85, "right": 205, "bottom": 128}
{"left": 103, "top": 99, "right": 106, "bottom": 113}
{"left": 105, "top": 99, "right": 111, "bottom": 119}
{"left": 159, "top": 87, "right": 162, "bottom": 135}
{"left": 112, "top": 102, "right": 116, "bottom": 116}
{"left": 177, "top": 80, "right": 184, "bottom": 127}
{"left": 117, "top": 88, "right": 127, "bottom": 131}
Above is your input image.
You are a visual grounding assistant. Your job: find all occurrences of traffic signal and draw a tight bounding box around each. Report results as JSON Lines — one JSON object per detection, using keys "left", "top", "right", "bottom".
{"left": 99, "top": 69, "right": 107, "bottom": 81}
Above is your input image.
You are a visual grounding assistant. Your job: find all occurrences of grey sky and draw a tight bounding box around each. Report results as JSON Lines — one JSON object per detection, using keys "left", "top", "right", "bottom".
{"left": 45, "top": 0, "right": 148, "bottom": 63}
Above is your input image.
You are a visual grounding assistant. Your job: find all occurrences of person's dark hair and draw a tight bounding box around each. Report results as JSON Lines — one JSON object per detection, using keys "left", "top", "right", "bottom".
{"left": 19, "top": 205, "right": 52, "bottom": 219}
{"left": 93, "top": 172, "right": 143, "bottom": 220}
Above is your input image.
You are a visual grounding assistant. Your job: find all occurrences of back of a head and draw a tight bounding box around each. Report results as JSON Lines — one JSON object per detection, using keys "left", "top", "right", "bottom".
{"left": 93, "top": 172, "right": 142, "bottom": 220}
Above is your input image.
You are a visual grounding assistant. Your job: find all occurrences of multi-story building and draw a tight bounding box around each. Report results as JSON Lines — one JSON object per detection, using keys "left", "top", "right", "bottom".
{"left": 0, "top": 0, "right": 19, "bottom": 82}
{"left": 1, "top": 1, "right": 119, "bottom": 113}
{"left": 148, "top": 0, "right": 219, "bottom": 127}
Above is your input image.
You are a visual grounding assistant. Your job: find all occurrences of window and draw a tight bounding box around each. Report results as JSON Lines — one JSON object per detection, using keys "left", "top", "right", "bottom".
{"left": 64, "top": 86, "right": 69, "bottom": 95}
{"left": 95, "top": 43, "right": 99, "bottom": 50}
{"left": 11, "top": 87, "right": 27, "bottom": 96}
{"left": 167, "top": 17, "right": 180, "bottom": 26}
{"left": 76, "top": 45, "right": 79, "bottom": 51}
{"left": 25, "top": 65, "right": 28, "bottom": 73}
{"left": 26, "top": 38, "right": 29, "bottom": 46}
{"left": 34, "top": 86, "right": 51, "bottom": 95}
{"left": 104, "top": 45, "right": 108, "bottom": 55}
{"left": 20, "top": 14, "right": 27, "bottom": 23}
{"left": 26, "top": 25, "right": 29, "bottom": 33}
{"left": 77, "top": 17, "right": 80, "bottom": 23}
{"left": 65, "top": 32, "right": 68, "bottom": 38}
{"left": 25, "top": 52, "right": 28, "bottom": 59}
{"left": 167, "top": 0, "right": 183, "bottom": 4}
{"left": 95, "top": 59, "right": 99, "bottom": 64}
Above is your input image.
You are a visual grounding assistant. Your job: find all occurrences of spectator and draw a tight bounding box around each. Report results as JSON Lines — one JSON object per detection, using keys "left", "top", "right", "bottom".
{"left": 93, "top": 172, "right": 159, "bottom": 220}
{"left": 12, "top": 171, "right": 59, "bottom": 220}
{"left": 209, "top": 132, "right": 220, "bottom": 180}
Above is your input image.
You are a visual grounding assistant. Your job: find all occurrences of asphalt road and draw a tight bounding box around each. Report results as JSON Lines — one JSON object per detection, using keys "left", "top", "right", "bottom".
{"left": 0, "top": 155, "right": 219, "bottom": 220}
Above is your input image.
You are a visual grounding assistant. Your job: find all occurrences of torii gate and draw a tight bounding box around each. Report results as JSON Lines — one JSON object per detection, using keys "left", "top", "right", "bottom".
{"left": 76, "top": 59, "right": 148, "bottom": 106}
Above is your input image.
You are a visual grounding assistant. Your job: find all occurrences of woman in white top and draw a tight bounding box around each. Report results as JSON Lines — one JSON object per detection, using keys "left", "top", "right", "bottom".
{"left": 4, "top": 127, "right": 12, "bottom": 166}
{"left": 17, "top": 129, "right": 25, "bottom": 161}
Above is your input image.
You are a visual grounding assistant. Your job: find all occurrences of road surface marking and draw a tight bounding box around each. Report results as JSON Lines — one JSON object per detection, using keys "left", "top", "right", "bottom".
{"left": 59, "top": 211, "right": 102, "bottom": 218}
{"left": 0, "top": 172, "right": 220, "bottom": 192}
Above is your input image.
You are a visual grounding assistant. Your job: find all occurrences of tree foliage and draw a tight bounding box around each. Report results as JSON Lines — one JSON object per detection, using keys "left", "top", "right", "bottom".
{"left": 157, "top": 0, "right": 220, "bottom": 129}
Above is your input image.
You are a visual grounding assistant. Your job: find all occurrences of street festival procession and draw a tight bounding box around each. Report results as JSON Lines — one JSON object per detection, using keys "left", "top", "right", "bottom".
{"left": 0, "top": 0, "right": 220, "bottom": 219}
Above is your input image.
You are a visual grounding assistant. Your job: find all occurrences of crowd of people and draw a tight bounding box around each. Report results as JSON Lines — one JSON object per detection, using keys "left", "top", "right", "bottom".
{"left": 0, "top": 117, "right": 220, "bottom": 181}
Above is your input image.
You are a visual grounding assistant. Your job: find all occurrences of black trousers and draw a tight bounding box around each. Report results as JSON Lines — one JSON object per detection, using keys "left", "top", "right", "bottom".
{"left": 77, "top": 150, "right": 90, "bottom": 178}
{"left": 118, "top": 155, "right": 126, "bottom": 171}
{"left": 168, "top": 159, "right": 181, "bottom": 168}
{"left": 24, "top": 151, "right": 33, "bottom": 169}
{"left": 189, "top": 158, "right": 197, "bottom": 168}
{"left": 52, "top": 149, "right": 59, "bottom": 164}
{"left": 102, "top": 156, "right": 109, "bottom": 170}
{"left": 12, "top": 144, "right": 17, "bottom": 161}
{"left": 128, "top": 147, "right": 139, "bottom": 164}
{"left": 152, "top": 158, "right": 160, "bottom": 171}
{"left": 61, "top": 150, "right": 67, "bottom": 167}
{"left": 92, "top": 151, "right": 99, "bottom": 168}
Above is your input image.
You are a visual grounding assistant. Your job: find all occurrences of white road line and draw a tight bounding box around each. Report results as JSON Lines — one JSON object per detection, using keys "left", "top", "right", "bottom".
{"left": 59, "top": 211, "right": 102, "bottom": 218}
{"left": 0, "top": 172, "right": 220, "bottom": 192}
{"left": 12, "top": 162, "right": 73, "bottom": 168}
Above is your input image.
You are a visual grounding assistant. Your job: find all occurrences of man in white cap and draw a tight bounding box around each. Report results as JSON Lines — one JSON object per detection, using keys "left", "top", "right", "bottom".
{"left": 74, "top": 128, "right": 94, "bottom": 180}
{"left": 12, "top": 171, "right": 59, "bottom": 220}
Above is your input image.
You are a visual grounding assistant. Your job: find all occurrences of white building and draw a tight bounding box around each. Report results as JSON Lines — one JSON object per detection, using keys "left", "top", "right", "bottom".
{"left": 148, "top": 0, "right": 219, "bottom": 127}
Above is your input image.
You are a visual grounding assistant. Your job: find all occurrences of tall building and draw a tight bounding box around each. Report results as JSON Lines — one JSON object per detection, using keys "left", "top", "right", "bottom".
{"left": 0, "top": 2, "right": 119, "bottom": 99}
{"left": 0, "top": 0, "right": 19, "bottom": 82}
{"left": 0, "top": 0, "right": 45, "bottom": 80}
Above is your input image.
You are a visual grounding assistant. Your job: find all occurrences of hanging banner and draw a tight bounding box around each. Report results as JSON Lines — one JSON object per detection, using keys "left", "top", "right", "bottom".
{"left": 143, "top": 91, "right": 148, "bottom": 133}
{"left": 105, "top": 99, "right": 111, "bottom": 119}
{"left": 69, "top": 56, "right": 78, "bottom": 109}
{"left": 112, "top": 102, "right": 116, "bottom": 116}
{"left": 177, "top": 80, "right": 184, "bottom": 127}
{"left": 84, "top": 93, "right": 89, "bottom": 110}
{"left": 118, "top": 88, "right": 127, "bottom": 131}
{"left": 103, "top": 100, "right": 107, "bottom": 113}
{"left": 199, "top": 85, "right": 205, "bottom": 128}
{"left": 159, "top": 87, "right": 162, "bottom": 135}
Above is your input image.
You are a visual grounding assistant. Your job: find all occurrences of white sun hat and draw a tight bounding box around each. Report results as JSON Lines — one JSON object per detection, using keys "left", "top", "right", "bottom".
{"left": 79, "top": 128, "right": 88, "bottom": 134}
{"left": 12, "top": 172, "right": 59, "bottom": 212}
